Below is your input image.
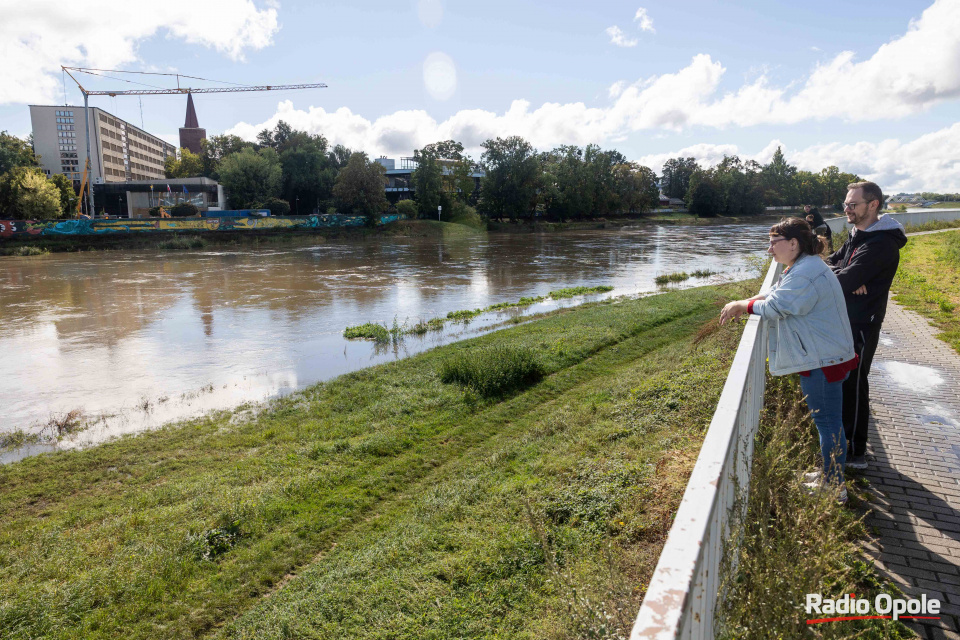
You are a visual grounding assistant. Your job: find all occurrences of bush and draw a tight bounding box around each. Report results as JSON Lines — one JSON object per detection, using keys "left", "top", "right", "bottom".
{"left": 326, "top": 206, "right": 338, "bottom": 215}
{"left": 439, "top": 345, "right": 545, "bottom": 397}
{"left": 449, "top": 201, "right": 486, "bottom": 230}
{"left": 169, "top": 202, "right": 200, "bottom": 217}
{"left": 395, "top": 199, "right": 418, "bottom": 218}
{"left": 256, "top": 197, "right": 291, "bottom": 216}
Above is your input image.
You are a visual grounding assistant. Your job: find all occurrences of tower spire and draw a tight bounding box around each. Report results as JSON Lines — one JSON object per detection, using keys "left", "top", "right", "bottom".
{"left": 179, "top": 93, "right": 206, "bottom": 154}
{"left": 184, "top": 93, "right": 199, "bottom": 128}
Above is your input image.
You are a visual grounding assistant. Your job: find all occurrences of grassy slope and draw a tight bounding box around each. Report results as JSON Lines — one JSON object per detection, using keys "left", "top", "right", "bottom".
{"left": 892, "top": 229, "right": 960, "bottom": 354}
{"left": 0, "top": 281, "right": 755, "bottom": 640}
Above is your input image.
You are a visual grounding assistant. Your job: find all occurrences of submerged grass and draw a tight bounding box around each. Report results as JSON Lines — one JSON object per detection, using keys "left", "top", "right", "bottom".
{"left": 157, "top": 235, "right": 207, "bottom": 250}
{"left": 0, "top": 245, "right": 50, "bottom": 256}
{"left": 343, "top": 322, "right": 391, "bottom": 342}
{"left": 0, "top": 278, "right": 756, "bottom": 640}
{"left": 654, "top": 272, "right": 690, "bottom": 285}
{"left": 718, "top": 375, "right": 914, "bottom": 639}
{"left": 347, "top": 287, "right": 616, "bottom": 339}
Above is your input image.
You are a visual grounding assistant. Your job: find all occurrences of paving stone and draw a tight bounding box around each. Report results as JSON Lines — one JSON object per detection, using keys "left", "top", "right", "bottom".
{"left": 857, "top": 298, "right": 960, "bottom": 630}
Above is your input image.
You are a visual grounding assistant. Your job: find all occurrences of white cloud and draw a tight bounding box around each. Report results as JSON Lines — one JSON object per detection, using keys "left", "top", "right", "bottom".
{"left": 632, "top": 126, "right": 960, "bottom": 192}
{"left": 608, "top": 80, "right": 627, "bottom": 99}
{"left": 634, "top": 8, "right": 655, "bottom": 33}
{"left": 606, "top": 25, "right": 638, "bottom": 48}
{"left": 0, "top": 0, "right": 280, "bottom": 105}
{"left": 229, "top": 101, "right": 960, "bottom": 191}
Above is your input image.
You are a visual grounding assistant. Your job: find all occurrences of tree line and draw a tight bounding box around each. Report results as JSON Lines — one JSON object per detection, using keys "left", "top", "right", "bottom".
{"left": 2, "top": 121, "right": 867, "bottom": 221}
{"left": 662, "top": 147, "right": 861, "bottom": 217}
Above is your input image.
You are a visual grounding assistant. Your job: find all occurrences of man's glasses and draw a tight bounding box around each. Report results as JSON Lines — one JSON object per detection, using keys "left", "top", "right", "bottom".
{"left": 843, "top": 200, "right": 876, "bottom": 210}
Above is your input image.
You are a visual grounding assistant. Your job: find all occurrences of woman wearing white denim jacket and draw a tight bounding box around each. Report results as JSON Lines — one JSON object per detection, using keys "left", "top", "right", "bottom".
{"left": 721, "top": 218, "right": 856, "bottom": 501}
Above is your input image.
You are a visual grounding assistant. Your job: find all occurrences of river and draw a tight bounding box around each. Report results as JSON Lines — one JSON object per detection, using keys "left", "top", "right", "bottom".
{"left": 0, "top": 223, "right": 771, "bottom": 460}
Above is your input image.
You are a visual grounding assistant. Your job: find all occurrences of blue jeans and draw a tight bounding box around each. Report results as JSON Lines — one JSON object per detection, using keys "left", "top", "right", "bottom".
{"left": 799, "top": 368, "right": 847, "bottom": 486}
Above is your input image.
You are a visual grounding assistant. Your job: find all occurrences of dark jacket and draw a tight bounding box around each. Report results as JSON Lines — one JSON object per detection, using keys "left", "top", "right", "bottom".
{"left": 827, "top": 215, "right": 907, "bottom": 325}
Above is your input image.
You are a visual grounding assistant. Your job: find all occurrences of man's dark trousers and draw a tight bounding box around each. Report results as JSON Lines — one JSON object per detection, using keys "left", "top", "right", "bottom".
{"left": 843, "top": 322, "right": 882, "bottom": 457}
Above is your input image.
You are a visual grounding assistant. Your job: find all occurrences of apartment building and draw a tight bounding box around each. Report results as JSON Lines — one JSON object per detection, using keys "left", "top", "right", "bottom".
{"left": 30, "top": 105, "right": 176, "bottom": 186}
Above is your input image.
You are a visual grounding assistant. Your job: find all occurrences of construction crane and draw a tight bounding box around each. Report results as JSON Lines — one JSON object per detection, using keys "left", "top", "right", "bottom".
{"left": 61, "top": 66, "right": 327, "bottom": 217}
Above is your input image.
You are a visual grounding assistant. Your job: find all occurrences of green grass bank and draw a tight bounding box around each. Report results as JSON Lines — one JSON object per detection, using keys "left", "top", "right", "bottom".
{"left": 1, "top": 280, "right": 756, "bottom": 639}
{"left": 892, "top": 228, "right": 960, "bottom": 355}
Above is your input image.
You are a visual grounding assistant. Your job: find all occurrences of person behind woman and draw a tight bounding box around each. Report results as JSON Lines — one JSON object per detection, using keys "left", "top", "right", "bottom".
{"left": 721, "top": 217, "right": 857, "bottom": 501}
{"left": 804, "top": 204, "right": 833, "bottom": 247}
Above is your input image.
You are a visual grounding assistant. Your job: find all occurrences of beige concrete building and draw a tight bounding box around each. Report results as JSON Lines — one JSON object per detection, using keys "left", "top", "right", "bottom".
{"left": 29, "top": 105, "right": 176, "bottom": 186}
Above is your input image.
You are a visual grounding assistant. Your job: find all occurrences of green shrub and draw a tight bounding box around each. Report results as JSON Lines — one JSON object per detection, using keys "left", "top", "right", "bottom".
{"left": 343, "top": 322, "right": 390, "bottom": 342}
{"left": 256, "top": 197, "right": 291, "bottom": 216}
{"left": 157, "top": 236, "right": 206, "bottom": 250}
{"left": 449, "top": 201, "right": 486, "bottom": 230}
{"left": 169, "top": 202, "right": 200, "bottom": 217}
{"left": 395, "top": 199, "right": 418, "bottom": 218}
{"left": 439, "top": 345, "right": 545, "bottom": 397}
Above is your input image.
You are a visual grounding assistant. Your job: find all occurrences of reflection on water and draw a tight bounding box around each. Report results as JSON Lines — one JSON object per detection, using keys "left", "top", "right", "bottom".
{"left": 0, "top": 224, "right": 770, "bottom": 455}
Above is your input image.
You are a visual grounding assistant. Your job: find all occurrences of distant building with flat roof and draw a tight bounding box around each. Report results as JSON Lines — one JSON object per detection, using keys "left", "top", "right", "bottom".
{"left": 29, "top": 105, "right": 176, "bottom": 187}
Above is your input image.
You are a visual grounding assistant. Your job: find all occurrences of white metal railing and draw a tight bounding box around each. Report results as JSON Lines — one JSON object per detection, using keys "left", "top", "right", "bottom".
{"left": 630, "top": 259, "right": 782, "bottom": 640}
{"left": 824, "top": 209, "right": 960, "bottom": 235}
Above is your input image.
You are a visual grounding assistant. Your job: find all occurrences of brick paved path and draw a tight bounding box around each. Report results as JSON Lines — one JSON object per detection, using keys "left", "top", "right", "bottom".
{"left": 860, "top": 300, "right": 960, "bottom": 639}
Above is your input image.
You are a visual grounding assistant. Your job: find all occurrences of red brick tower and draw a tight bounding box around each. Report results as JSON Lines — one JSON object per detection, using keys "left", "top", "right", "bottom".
{"left": 178, "top": 93, "right": 206, "bottom": 154}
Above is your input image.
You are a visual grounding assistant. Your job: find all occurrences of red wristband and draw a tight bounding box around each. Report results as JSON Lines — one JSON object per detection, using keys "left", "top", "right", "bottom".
{"left": 747, "top": 300, "right": 756, "bottom": 315}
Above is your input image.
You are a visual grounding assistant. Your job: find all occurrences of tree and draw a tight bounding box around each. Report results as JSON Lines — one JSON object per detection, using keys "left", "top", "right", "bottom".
{"left": 761, "top": 146, "right": 798, "bottom": 206}
{"left": 256, "top": 121, "right": 294, "bottom": 151}
{"left": 411, "top": 145, "right": 444, "bottom": 218}
{"left": 0, "top": 167, "right": 62, "bottom": 219}
{"left": 164, "top": 147, "right": 204, "bottom": 178}
{"left": 712, "top": 156, "right": 765, "bottom": 216}
{"left": 332, "top": 152, "right": 388, "bottom": 223}
{"left": 218, "top": 147, "right": 282, "bottom": 209}
{"left": 478, "top": 136, "right": 539, "bottom": 222}
{"left": 661, "top": 157, "right": 699, "bottom": 199}
{"left": 612, "top": 162, "right": 659, "bottom": 214}
{"left": 279, "top": 132, "right": 336, "bottom": 214}
{"left": 328, "top": 144, "right": 353, "bottom": 170}
{"left": 48, "top": 173, "right": 77, "bottom": 217}
{"left": 685, "top": 170, "right": 722, "bottom": 218}
{"left": 0, "top": 131, "right": 40, "bottom": 176}
{"left": 199, "top": 135, "right": 249, "bottom": 179}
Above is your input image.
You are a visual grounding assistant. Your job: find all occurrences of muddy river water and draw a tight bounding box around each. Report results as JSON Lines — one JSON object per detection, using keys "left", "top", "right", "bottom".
{"left": 0, "top": 223, "right": 771, "bottom": 459}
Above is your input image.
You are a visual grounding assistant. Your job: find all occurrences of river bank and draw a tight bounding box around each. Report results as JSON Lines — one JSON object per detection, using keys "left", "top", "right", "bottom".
{"left": 0, "top": 280, "right": 753, "bottom": 639}
{"left": 0, "top": 214, "right": 791, "bottom": 255}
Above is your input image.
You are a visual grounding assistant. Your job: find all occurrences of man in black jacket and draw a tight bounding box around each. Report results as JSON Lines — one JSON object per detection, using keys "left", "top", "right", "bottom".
{"left": 827, "top": 181, "right": 907, "bottom": 469}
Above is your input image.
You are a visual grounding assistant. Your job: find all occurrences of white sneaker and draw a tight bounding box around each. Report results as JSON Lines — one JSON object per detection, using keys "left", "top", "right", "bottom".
{"left": 802, "top": 480, "right": 848, "bottom": 504}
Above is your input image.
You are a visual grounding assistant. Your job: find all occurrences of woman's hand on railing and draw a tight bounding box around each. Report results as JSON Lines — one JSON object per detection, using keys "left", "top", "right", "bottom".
{"left": 720, "top": 300, "right": 750, "bottom": 325}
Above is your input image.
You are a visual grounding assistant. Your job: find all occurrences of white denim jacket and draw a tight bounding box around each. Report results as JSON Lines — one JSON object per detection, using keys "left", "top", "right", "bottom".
{"left": 753, "top": 253, "right": 855, "bottom": 376}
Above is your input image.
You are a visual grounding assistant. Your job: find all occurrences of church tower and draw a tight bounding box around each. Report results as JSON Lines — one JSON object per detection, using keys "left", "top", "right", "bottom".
{"left": 178, "top": 93, "right": 206, "bottom": 154}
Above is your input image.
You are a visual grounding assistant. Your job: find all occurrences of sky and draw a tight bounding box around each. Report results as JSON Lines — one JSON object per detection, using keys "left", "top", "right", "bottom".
{"left": 1, "top": 0, "right": 959, "bottom": 192}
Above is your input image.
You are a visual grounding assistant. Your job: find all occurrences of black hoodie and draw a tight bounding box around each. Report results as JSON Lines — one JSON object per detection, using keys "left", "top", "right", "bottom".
{"left": 827, "top": 215, "right": 908, "bottom": 325}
